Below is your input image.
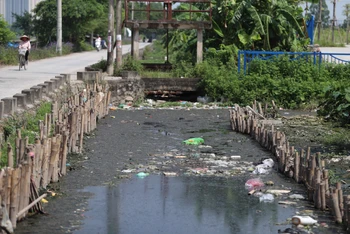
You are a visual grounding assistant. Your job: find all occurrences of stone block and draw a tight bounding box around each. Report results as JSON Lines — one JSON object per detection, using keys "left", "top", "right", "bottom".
{"left": 60, "top": 73, "right": 71, "bottom": 83}
{"left": 51, "top": 78, "right": 61, "bottom": 89}
{"left": 37, "top": 83, "right": 48, "bottom": 95}
{"left": 30, "top": 86, "right": 43, "bottom": 101}
{"left": 55, "top": 75, "right": 65, "bottom": 87}
{"left": 13, "top": 93, "right": 27, "bottom": 109}
{"left": 77, "top": 71, "right": 101, "bottom": 83}
{"left": 22, "top": 89, "right": 35, "bottom": 104}
{"left": 0, "top": 101, "right": 3, "bottom": 119}
{"left": 44, "top": 81, "right": 54, "bottom": 93}
{"left": 1, "top": 97, "right": 17, "bottom": 115}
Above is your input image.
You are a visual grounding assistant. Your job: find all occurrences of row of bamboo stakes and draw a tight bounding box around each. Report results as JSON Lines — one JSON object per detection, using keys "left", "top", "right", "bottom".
{"left": 0, "top": 79, "right": 111, "bottom": 231}
{"left": 230, "top": 102, "right": 350, "bottom": 230}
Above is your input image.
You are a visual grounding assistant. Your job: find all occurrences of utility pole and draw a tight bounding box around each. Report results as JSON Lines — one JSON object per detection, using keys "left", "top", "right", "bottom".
{"left": 107, "top": 0, "right": 115, "bottom": 75}
{"left": 346, "top": 5, "right": 350, "bottom": 44}
{"left": 57, "top": 0, "right": 62, "bottom": 55}
{"left": 332, "top": 0, "right": 336, "bottom": 44}
{"left": 116, "top": 0, "right": 122, "bottom": 68}
{"left": 317, "top": 0, "right": 322, "bottom": 41}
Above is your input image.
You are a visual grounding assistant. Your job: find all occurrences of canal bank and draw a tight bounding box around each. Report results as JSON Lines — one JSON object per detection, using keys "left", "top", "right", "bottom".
{"left": 16, "top": 108, "right": 345, "bottom": 234}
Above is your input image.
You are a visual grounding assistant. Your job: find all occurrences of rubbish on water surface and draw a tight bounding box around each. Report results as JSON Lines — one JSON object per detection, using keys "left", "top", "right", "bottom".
{"left": 252, "top": 158, "right": 274, "bottom": 174}
{"left": 109, "top": 106, "right": 117, "bottom": 111}
{"left": 266, "top": 189, "right": 291, "bottom": 195}
{"left": 278, "top": 201, "right": 297, "bottom": 205}
{"left": 174, "top": 155, "right": 187, "bottom": 159}
{"left": 259, "top": 194, "right": 274, "bottom": 203}
{"left": 122, "top": 169, "right": 133, "bottom": 173}
{"left": 136, "top": 172, "right": 149, "bottom": 178}
{"left": 245, "top": 178, "right": 264, "bottom": 190}
{"left": 262, "top": 158, "right": 274, "bottom": 168}
{"left": 230, "top": 155, "right": 241, "bottom": 160}
{"left": 41, "top": 198, "right": 48, "bottom": 203}
{"left": 289, "top": 194, "right": 305, "bottom": 200}
{"left": 291, "top": 215, "right": 317, "bottom": 225}
{"left": 183, "top": 137, "right": 204, "bottom": 145}
{"left": 265, "top": 181, "right": 274, "bottom": 186}
{"left": 111, "top": 116, "right": 115, "bottom": 118}
{"left": 252, "top": 165, "right": 269, "bottom": 174}
{"left": 191, "top": 168, "right": 208, "bottom": 174}
{"left": 163, "top": 172, "right": 177, "bottom": 176}
{"left": 248, "top": 189, "right": 256, "bottom": 195}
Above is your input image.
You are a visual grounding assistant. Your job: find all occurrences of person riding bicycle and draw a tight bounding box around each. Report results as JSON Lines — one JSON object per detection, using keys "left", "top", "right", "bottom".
{"left": 18, "top": 35, "right": 31, "bottom": 64}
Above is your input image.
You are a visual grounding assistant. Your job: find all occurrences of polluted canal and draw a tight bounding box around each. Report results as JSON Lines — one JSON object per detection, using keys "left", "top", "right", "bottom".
{"left": 16, "top": 108, "right": 345, "bottom": 234}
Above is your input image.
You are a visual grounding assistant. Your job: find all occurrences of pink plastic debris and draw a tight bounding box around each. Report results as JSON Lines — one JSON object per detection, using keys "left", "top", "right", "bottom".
{"left": 28, "top": 151, "right": 35, "bottom": 158}
{"left": 245, "top": 178, "right": 264, "bottom": 190}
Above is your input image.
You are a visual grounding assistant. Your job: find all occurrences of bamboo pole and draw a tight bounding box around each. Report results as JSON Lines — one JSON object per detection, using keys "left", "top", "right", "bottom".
{"left": 9, "top": 167, "right": 20, "bottom": 228}
{"left": 16, "top": 193, "right": 47, "bottom": 219}
{"left": 332, "top": 189, "right": 343, "bottom": 223}
{"left": 7, "top": 144, "right": 13, "bottom": 168}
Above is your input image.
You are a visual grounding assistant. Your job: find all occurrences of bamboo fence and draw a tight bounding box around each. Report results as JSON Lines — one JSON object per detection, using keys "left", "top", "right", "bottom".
{"left": 230, "top": 102, "right": 350, "bottom": 229}
{"left": 0, "top": 81, "right": 110, "bottom": 231}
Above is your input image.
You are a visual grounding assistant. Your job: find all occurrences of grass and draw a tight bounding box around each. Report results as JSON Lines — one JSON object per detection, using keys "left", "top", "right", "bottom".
{"left": 0, "top": 101, "right": 52, "bottom": 168}
{"left": 314, "top": 28, "right": 348, "bottom": 47}
{"left": 142, "top": 40, "right": 167, "bottom": 63}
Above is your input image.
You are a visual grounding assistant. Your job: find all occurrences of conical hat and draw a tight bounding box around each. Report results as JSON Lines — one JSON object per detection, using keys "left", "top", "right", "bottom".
{"left": 20, "top": 35, "right": 30, "bottom": 40}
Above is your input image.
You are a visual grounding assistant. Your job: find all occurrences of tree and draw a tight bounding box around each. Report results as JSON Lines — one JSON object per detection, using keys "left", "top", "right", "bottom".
{"left": 309, "top": 0, "right": 330, "bottom": 27}
{"left": 0, "top": 16, "right": 16, "bottom": 45}
{"left": 210, "top": 0, "right": 306, "bottom": 51}
{"left": 33, "top": 0, "right": 106, "bottom": 46}
{"left": 11, "top": 11, "right": 34, "bottom": 36}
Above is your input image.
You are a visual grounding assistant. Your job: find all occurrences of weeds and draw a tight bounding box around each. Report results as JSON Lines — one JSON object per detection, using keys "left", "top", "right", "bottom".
{"left": 0, "top": 101, "right": 52, "bottom": 167}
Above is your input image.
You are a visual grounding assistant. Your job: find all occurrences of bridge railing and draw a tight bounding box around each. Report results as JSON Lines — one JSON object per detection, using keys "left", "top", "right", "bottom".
{"left": 237, "top": 50, "right": 350, "bottom": 73}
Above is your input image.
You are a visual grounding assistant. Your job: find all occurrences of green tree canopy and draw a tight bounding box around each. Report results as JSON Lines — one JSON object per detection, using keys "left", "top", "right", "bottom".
{"left": 33, "top": 0, "right": 106, "bottom": 46}
{"left": 309, "top": 0, "right": 330, "bottom": 27}
{"left": 11, "top": 11, "right": 34, "bottom": 36}
{"left": 0, "top": 16, "right": 16, "bottom": 45}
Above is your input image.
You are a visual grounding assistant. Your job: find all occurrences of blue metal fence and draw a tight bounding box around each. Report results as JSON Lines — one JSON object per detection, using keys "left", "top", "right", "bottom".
{"left": 237, "top": 50, "right": 350, "bottom": 73}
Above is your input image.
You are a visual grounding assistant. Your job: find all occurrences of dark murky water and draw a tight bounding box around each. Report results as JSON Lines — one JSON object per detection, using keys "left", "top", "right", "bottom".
{"left": 75, "top": 175, "right": 296, "bottom": 234}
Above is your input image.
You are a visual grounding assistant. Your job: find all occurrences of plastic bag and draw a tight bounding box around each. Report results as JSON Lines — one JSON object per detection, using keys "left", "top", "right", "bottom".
{"left": 245, "top": 178, "right": 264, "bottom": 190}
{"left": 183, "top": 137, "right": 204, "bottom": 145}
{"left": 259, "top": 194, "right": 274, "bottom": 203}
{"left": 262, "top": 158, "right": 274, "bottom": 168}
{"left": 252, "top": 164, "right": 269, "bottom": 174}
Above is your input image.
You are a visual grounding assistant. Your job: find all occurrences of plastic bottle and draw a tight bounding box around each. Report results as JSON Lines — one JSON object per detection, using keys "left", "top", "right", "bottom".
{"left": 291, "top": 216, "right": 317, "bottom": 225}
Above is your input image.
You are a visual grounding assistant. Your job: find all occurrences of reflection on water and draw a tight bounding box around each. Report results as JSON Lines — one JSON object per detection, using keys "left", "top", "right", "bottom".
{"left": 75, "top": 175, "right": 298, "bottom": 234}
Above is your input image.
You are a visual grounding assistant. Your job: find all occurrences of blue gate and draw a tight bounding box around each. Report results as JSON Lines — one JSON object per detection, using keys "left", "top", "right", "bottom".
{"left": 237, "top": 50, "right": 350, "bottom": 73}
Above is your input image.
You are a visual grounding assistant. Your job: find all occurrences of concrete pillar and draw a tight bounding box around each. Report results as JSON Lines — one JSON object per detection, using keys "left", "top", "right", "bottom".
{"left": 37, "top": 84, "right": 49, "bottom": 95}
{"left": 55, "top": 75, "right": 65, "bottom": 87}
{"left": 44, "top": 81, "right": 55, "bottom": 93}
{"left": 50, "top": 78, "right": 61, "bottom": 90}
{"left": 0, "top": 101, "right": 4, "bottom": 120}
{"left": 30, "top": 86, "right": 43, "bottom": 101}
{"left": 22, "top": 89, "right": 35, "bottom": 104}
{"left": 1, "top": 97, "right": 17, "bottom": 115}
{"left": 132, "top": 27, "right": 139, "bottom": 60}
{"left": 197, "top": 28, "right": 203, "bottom": 64}
{"left": 60, "top": 73, "right": 71, "bottom": 83}
{"left": 13, "top": 93, "right": 27, "bottom": 109}
{"left": 77, "top": 71, "right": 101, "bottom": 83}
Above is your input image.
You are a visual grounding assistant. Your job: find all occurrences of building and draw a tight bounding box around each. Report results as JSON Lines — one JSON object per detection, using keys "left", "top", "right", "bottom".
{"left": 0, "top": 0, "right": 43, "bottom": 24}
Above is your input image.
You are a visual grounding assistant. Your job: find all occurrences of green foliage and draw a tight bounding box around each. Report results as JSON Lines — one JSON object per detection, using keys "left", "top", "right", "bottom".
{"left": 90, "top": 59, "right": 107, "bottom": 72}
{"left": 0, "top": 102, "right": 52, "bottom": 167}
{"left": 33, "top": 0, "right": 105, "bottom": 45}
{"left": 11, "top": 11, "right": 34, "bottom": 36}
{"left": 0, "top": 16, "right": 16, "bottom": 45}
{"left": 318, "top": 86, "right": 350, "bottom": 125}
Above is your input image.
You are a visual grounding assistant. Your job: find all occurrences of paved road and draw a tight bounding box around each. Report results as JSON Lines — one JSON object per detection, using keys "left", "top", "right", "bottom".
{"left": 0, "top": 43, "right": 149, "bottom": 100}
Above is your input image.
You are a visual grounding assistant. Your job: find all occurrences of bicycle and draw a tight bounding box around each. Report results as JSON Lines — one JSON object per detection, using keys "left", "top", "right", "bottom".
{"left": 18, "top": 48, "right": 27, "bottom": 71}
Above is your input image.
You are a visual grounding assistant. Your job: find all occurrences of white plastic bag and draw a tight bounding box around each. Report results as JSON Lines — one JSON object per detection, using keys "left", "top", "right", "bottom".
{"left": 259, "top": 194, "right": 274, "bottom": 203}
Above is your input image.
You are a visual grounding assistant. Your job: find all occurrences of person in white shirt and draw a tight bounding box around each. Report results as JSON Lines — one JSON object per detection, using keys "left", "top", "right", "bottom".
{"left": 18, "top": 35, "right": 31, "bottom": 63}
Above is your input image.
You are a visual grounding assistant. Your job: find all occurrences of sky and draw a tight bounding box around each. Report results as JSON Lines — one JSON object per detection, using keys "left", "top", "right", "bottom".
{"left": 301, "top": 0, "right": 350, "bottom": 22}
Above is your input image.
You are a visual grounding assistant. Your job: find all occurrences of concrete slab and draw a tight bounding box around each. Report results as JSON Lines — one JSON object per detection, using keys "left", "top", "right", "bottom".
{"left": 13, "top": 93, "right": 27, "bottom": 109}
